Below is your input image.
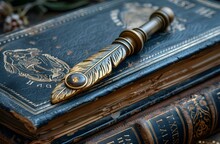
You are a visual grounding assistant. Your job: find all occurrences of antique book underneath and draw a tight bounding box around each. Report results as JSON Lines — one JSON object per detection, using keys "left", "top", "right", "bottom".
{"left": 1, "top": 75, "right": 220, "bottom": 144}
{"left": 82, "top": 75, "right": 220, "bottom": 144}
{"left": 0, "top": 0, "right": 220, "bottom": 143}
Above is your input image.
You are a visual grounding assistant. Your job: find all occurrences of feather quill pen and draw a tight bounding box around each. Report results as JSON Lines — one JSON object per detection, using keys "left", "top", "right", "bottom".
{"left": 51, "top": 7, "right": 174, "bottom": 103}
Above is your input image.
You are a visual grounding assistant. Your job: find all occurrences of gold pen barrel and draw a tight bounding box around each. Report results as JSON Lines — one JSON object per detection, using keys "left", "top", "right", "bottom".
{"left": 51, "top": 7, "right": 174, "bottom": 104}
{"left": 140, "top": 7, "right": 174, "bottom": 36}
{"left": 115, "top": 7, "right": 174, "bottom": 55}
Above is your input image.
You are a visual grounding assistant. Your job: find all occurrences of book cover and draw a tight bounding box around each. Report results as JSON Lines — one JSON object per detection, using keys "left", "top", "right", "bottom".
{"left": 1, "top": 69, "right": 220, "bottom": 144}
{"left": 0, "top": 0, "right": 220, "bottom": 143}
{"left": 82, "top": 75, "right": 220, "bottom": 144}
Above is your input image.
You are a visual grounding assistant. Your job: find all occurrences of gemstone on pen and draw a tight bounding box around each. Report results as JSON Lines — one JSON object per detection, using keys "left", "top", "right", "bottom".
{"left": 65, "top": 72, "right": 87, "bottom": 89}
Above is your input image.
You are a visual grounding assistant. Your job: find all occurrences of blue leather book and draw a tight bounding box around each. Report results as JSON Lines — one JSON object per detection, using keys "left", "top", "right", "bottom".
{"left": 82, "top": 75, "right": 220, "bottom": 144}
{"left": 1, "top": 73, "right": 220, "bottom": 144}
{"left": 0, "top": 0, "right": 220, "bottom": 143}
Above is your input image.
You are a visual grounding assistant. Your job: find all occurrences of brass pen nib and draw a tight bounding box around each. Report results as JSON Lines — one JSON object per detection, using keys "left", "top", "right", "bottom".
{"left": 51, "top": 7, "right": 174, "bottom": 104}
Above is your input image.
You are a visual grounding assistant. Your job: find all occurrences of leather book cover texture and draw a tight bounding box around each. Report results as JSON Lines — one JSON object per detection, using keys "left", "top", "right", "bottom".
{"left": 82, "top": 75, "right": 220, "bottom": 144}
{"left": 1, "top": 72, "right": 220, "bottom": 144}
{"left": 0, "top": 0, "right": 220, "bottom": 143}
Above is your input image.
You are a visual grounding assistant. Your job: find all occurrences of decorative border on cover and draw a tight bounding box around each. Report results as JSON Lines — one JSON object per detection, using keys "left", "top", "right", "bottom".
{"left": 1, "top": 26, "right": 219, "bottom": 115}
{"left": 0, "top": 0, "right": 125, "bottom": 114}
{"left": 0, "top": 0, "right": 220, "bottom": 114}
{"left": 101, "top": 26, "right": 220, "bottom": 86}
{"left": 0, "top": 0, "right": 122, "bottom": 46}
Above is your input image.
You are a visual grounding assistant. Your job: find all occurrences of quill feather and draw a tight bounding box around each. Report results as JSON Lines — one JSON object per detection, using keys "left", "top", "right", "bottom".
{"left": 51, "top": 44, "right": 128, "bottom": 103}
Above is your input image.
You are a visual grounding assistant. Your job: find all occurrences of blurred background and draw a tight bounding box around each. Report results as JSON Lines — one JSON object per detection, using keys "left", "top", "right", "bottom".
{"left": 0, "top": 0, "right": 105, "bottom": 34}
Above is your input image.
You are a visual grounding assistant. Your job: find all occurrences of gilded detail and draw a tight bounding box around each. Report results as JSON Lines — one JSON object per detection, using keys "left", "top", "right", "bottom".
{"left": 51, "top": 44, "right": 128, "bottom": 103}
{"left": 51, "top": 7, "right": 174, "bottom": 103}
{"left": 3, "top": 48, "right": 70, "bottom": 82}
{"left": 72, "top": 77, "right": 79, "bottom": 83}
{"left": 187, "top": 94, "right": 212, "bottom": 139}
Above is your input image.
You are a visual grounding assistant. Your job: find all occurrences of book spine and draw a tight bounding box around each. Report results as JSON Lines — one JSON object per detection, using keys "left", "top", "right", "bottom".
{"left": 89, "top": 87, "right": 220, "bottom": 144}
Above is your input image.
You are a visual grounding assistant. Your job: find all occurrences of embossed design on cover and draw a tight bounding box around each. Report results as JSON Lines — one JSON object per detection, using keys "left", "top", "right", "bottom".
{"left": 197, "top": 0, "right": 220, "bottom": 9}
{"left": 188, "top": 94, "right": 212, "bottom": 138}
{"left": 0, "top": 0, "right": 219, "bottom": 115}
{"left": 3, "top": 48, "right": 70, "bottom": 82}
{"left": 111, "top": 2, "right": 186, "bottom": 32}
{"left": 120, "top": 3, "right": 156, "bottom": 29}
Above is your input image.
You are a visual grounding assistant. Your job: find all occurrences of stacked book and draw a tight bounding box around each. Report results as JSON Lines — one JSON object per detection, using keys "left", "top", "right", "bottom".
{"left": 0, "top": 0, "right": 220, "bottom": 143}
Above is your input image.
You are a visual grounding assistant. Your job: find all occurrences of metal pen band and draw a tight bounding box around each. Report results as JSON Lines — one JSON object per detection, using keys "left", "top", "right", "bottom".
{"left": 51, "top": 7, "right": 174, "bottom": 104}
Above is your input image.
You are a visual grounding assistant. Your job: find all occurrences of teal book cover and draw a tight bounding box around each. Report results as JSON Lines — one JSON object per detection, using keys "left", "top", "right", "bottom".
{"left": 82, "top": 76, "right": 220, "bottom": 144}
{"left": 0, "top": 0, "right": 220, "bottom": 143}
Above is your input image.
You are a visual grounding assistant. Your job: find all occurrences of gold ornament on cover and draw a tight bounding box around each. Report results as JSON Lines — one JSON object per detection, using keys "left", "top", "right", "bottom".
{"left": 51, "top": 7, "right": 175, "bottom": 104}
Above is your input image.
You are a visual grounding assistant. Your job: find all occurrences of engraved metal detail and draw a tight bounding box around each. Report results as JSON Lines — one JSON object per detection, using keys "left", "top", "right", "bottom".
{"left": 3, "top": 48, "right": 70, "bottom": 82}
{"left": 15, "top": 26, "right": 220, "bottom": 113}
{"left": 52, "top": 7, "right": 175, "bottom": 103}
{"left": 51, "top": 44, "right": 128, "bottom": 103}
{"left": 0, "top": 0, "right": 218, "bottom": 114}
